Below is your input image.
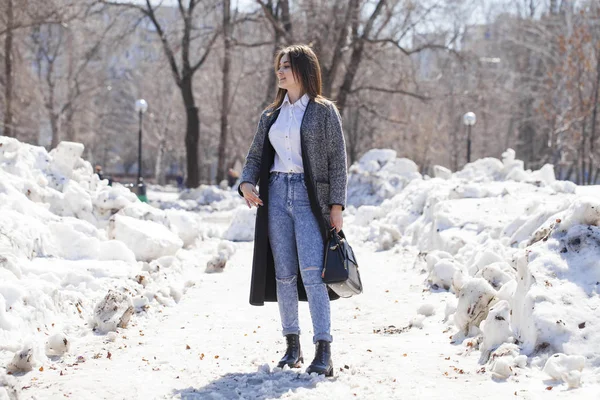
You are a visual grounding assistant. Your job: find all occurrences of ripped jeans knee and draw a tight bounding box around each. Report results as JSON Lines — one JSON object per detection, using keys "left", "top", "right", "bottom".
{"left": 300, "top": 266, "right": 324, "bottom": 286}
{"left": 276, "top": 274, "right": 297, "bottom": 285}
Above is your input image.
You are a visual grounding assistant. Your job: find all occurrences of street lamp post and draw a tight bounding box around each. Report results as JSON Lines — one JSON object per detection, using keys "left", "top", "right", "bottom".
{"left": 463, "top": 111, "right": 477, "bottom": 163}
{"left": 135, "top": 99, "right": 148, "bottom": 202}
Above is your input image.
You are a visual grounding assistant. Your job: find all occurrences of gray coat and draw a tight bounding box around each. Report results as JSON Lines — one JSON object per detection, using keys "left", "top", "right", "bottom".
{"left": 238, "top": 99, "right": 348, "bottom": 306}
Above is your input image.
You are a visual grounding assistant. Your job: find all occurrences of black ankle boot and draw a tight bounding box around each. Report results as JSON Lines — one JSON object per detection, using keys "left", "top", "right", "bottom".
{"left": 306, "top": 340, "right": 333, "bottom": 377}
{"left": 277, "top": 334, "right": 303, "bottom": 369}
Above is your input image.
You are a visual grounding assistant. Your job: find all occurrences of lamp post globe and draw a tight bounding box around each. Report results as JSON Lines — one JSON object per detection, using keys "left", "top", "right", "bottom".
{"left": 463, "top": 111, "right": 476, "bottom": 163}
{"left": 463, "top": 111, "right": 476, "bottom": 126}
{"left": 135, "top": 99, "right": 148, "bottom": 202}
{"left": 135, "top": 99, "right": 148, "bottom": 114}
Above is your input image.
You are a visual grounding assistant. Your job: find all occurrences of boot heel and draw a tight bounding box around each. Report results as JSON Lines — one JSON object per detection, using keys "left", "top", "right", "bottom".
{"left": 326, "top": 364, "right": 334, "bottom": 377}
{"left": 290, "top": 357, "right": 304, "bottom": 369}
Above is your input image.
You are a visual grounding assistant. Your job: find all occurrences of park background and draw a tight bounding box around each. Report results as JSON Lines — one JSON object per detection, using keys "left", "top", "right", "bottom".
{"left": 1, "top": 0, "right": 598, "bottom": 187}
{"left": 3, "top": 1, "right": 600, "bottom": 398}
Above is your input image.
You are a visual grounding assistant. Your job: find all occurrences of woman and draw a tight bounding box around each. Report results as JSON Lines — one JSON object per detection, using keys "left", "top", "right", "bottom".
{"left": 238, "top": 44, "right": 347, "bottom": 377}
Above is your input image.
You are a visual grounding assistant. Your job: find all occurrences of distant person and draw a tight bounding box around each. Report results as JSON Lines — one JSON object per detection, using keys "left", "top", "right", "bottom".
{"left": 238, "top": 44, "right": 347, "bottom": 377}
{"left": 95, "top": 165, "right": 104, "bottom": 180}
{"left": 175, "top": 174, "right": 184, "bottom": 191}
{"left": 227, "top": 168, "right": 239, "bottom": 188}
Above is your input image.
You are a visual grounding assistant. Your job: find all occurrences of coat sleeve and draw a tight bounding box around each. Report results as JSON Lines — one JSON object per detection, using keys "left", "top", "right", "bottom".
{"left": 326, "top": 103, "right": 348, "bottom": 210}
{"left": 238, "top": 112, "right": 267, "bottom": 197}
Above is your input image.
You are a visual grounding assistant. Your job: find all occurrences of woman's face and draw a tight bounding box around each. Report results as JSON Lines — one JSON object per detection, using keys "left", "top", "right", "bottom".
{"left": 277, "top": 53, "right": 301, "bottom": 92}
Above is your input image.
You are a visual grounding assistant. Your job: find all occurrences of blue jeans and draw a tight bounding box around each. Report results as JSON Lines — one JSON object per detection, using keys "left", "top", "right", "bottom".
{"left": 268, "top": 172, "right": 332, "bottom": 344}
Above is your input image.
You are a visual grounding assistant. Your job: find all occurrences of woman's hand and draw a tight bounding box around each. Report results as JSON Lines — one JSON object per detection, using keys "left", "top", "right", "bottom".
{"left": 330, "top": 204, "right": 343, "bottom": 232}
{"left": 240, "top": 182, "right": 263, "bottom": 208}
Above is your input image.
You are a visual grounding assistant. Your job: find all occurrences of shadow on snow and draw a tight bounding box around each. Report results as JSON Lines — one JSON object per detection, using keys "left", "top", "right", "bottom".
{"left": 172, "top": 369, "right": 331, "bottom": 399}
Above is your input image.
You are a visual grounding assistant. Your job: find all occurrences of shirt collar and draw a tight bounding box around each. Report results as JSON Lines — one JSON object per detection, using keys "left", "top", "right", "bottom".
{"left": 277, "top": 93, "right": 310, "bottom": 110}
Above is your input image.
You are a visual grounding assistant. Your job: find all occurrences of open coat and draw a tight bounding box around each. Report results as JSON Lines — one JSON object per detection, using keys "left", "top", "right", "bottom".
{"left": 238, "top": 99, "right": 348, "bottom": 306}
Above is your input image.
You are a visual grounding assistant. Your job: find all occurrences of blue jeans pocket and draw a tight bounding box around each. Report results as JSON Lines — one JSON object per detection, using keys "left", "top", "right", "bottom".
{"left": 269, "top": 173, "right": 278, "bottom": 185}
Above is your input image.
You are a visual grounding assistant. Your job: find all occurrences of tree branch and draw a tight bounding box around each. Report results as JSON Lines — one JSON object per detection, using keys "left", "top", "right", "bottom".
{"left": 349, "top": 85, "right": 430, "bottom": 102}
{"left": 358, "top": 104, "right": 406, "bottom": 125}
{"left": 231, "top": 38, "right": 274, "bottom": 47}
{"left": 190, "top": 27, "right": 222, "bottom": 73}
{"left": 255, "top": 0, "right": 294, "bottom": 43}
{"left": 101, "top": 0, "right": 182, "bottom": 86}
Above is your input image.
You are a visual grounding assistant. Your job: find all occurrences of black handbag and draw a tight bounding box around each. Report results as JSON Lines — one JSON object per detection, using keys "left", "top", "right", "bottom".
{"left": 322, "top": 227, "right": 363, "bottom": 298}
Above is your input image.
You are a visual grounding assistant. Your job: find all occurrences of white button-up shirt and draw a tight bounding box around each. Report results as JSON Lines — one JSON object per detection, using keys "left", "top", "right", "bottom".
{"left": 269, "top": 93, "right": 309, "bottom": 173}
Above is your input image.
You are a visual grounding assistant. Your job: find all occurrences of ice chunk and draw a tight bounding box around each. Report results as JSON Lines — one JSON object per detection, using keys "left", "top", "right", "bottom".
{"left": 454, "top": 278, "right": 497, "bottom": 335}
{"left": 109, "top": 214, "right": 183, "bottom": 261}
{"left": 92, "top": 290, "right": 134, "bottom": 333}
{"left": 479, "top": 300, "right": 512, "bottom": 363}
{"left": 45, "top": 333, "right": 70, "bottom": 356}
{"left": 543, "top": 353, "right": 585, "bottom": 388}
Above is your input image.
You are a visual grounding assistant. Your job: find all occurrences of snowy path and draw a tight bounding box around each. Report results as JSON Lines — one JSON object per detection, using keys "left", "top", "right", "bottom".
{"left": 19, "top": 243, "right": 586, "bottom": 399}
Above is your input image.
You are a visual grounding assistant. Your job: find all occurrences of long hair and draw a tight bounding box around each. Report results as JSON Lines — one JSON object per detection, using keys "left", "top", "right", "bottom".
{"left": 267, "top": 44, "right": 328, "bottom": 113}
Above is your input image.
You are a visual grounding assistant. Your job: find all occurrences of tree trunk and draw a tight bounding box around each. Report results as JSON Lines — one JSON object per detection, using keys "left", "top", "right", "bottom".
{"left": 335, "top": 0, "right": 384, "bottom": 115}
{"left": 3, "top": 0, "right": 14, "bottom": 138}
{"left": 154, "top": 138, "right": 166, "bottom": 185}
{"left": 335, "top": 2, "right": 361, "bottom": 115}
{"left": 578, "top": 119, "right": 586, "bottom": 185}
{"left": 65, "top": 105, "right": 76, "bottom": 142}
{"left": 65, "top": 29, "right": 76, "bottom": 142}
{"left": 217, "top": 0, "right": 232, "bottom": 183}
{"left": 565, "top": 163, "right": 575, "bottom": 183}
{"left": 322, "top": 0, "right": 359, "bottom": 98}
{"left": 593, "top": 167, "right": 600, "bottom": 184}
{"left": 263, "top": 40, "right": 279, "bottom": 109}
{"left": 261, "top": 0, "right": 293, "bottom": 108}
{"left": 47, "top": 64, "right": 59, "bottom": 149}
{"left": 587, "top": 46, "right": 600, "bottom": 184}
{"left": 346, "top": 106, "right": 360, "bottom": 165}
{"left": 181, "top": 77, "right": 200, "bottom": 188}
{"left": 49, "top": 112, "right": 59, "bottom": 148}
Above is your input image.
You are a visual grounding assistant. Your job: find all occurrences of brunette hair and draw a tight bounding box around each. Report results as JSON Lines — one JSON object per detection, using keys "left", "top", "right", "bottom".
{"left": 267, "top": 44, "right": 328, "bottom": 113}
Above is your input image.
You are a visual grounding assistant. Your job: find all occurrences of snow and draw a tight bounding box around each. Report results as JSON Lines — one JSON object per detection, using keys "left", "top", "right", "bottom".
{"left": 543, "top": 353, "right": 586, "bottom": 388}
{"left": 2, "top": 137, "right": 600, "bottom": 398}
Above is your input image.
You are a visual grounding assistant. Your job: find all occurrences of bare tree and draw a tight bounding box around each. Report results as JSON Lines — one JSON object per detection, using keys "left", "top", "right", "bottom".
{"left": 216, "top": 0, "right": 232, "bottom": 183}
{"left": 101, "top": 0, "right": 221, "bottom": 188}
{"left": 0, "top": 0, "right": 83, "bottom": 139}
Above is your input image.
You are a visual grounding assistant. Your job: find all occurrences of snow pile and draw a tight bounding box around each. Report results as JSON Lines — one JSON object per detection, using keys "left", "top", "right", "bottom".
{"left": 543, "top": 353, "right": 586, "bottom": 388}
{"left": 349, "top": 148, "right": 576, "bottom": 253}
{"left": 223, "top": 206, "right": 257, "bottom": 242}
{"left": 109, "top": 214, "right": 183, "bottom": 261}
{"left": 346, "top": 149, "right": 422, "bottom": 208}
{"left": 205, "top": 240, "right": 236, "bottom": 273}
{"left": 92, "top": 290, "right": 134, "bottom": 333}
{"left": 174, "top": 184, "right": 243, "bottom": 212}
{"left": 149, "top": 182, "right": 244, "bottom": 213}
{"left": 180, "top": 184, "right": 230, "bottom": 204}
{"left": 351, "top": 148, "right": 598, "bottom": 387}
{"left": 6, "top": 347, "right": 37, "bottom": 373}
{"left": 45, "top": 332, "right": 70, "bottom": 356}
{"left": 453, "top": 149, "right": 575, "bottom": 193}
{"left": 0, "top": 372, "right": 18, "bottom": 400}
{"left": 511, "top": 199, "right": 600, "bottom": 365}
{"left": 0, "top": 137, "right": 206, "bottom": 373}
